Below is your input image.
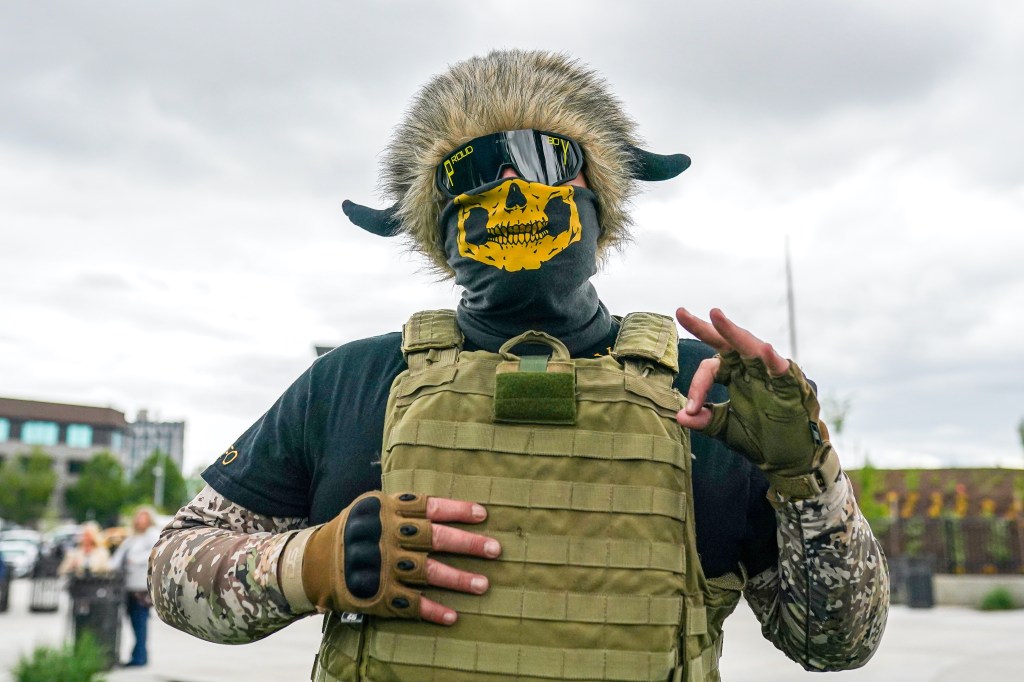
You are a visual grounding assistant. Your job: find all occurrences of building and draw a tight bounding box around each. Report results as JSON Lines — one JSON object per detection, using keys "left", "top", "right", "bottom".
{"left": 125, "top": 409, "right": 186, "bottom": 478}
{"left": 0, "top": 396, "right": 130, "bottom": 516}
{"left": 0, "top": 397, "right": 188, "bottom": 518}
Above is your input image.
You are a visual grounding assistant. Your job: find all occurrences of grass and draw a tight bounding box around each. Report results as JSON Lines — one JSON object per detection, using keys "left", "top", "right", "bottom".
{"left": 11, "top": 632, "right": 108, "bottom": 682}
{"left": 978, "top": 587, "right": 1018, "bottom": 611}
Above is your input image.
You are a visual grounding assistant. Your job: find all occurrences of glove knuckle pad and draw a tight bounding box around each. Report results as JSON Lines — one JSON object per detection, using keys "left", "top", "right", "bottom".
{"left": 304, "top": 491, "right": 430, "bottom": 618}
{"left": 391, "top": 492, "right": 430, "bottom": 517}
{"left": 395, "top": 519, "right": 432, "bottom": 550}
{"left": 343, "top": 498, "right": 385, "bottom": 600}
{"left": 351, "top": 495, "right": 382, "bottom": 516}
{"left": 347, "top": 571, "right": 381, "bottom": 600}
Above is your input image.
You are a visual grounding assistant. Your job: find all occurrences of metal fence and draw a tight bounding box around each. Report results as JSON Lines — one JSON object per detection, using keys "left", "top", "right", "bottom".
{"left": 872, "top": 517, "right": 1024, "bottom": 574}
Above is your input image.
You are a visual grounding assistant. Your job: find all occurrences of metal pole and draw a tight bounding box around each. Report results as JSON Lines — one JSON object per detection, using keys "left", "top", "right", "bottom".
{"left": 785, "top": 235, "right": 799, "bottom": 361}
{"left": 153, "top": 453, "right": 165, "bottom": 509}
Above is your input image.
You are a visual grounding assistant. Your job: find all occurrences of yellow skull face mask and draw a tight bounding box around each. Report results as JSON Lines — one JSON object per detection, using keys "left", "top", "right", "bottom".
{"left": 453, "top": 179, "right": 582, "bottom": 272}
{"left": 441, "top": 181, "right": 611, "bottom": 354}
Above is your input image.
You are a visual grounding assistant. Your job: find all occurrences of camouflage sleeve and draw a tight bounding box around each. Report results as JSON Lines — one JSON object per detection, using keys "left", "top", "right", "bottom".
{"left": 743, "top": 472, "right": 890, "bottom": 671}
{"left": 149, "top": 485, "right": 312, "bottom": 644}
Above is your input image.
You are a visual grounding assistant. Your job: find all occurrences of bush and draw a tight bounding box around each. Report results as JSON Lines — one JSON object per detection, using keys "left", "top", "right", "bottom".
{"left": 11, "top": 633, "right": 107, "bottom": 682}
{"left": 979, "top": 587, "right": 1017, "bottom": 611}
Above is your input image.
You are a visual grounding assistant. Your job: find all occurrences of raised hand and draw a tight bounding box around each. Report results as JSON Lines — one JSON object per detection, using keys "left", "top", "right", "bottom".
{"left": 674, "top": 307, "right": 840, "bottom": 499}
{"left": 675, "top": 307, "right": 790, "bottom": 430}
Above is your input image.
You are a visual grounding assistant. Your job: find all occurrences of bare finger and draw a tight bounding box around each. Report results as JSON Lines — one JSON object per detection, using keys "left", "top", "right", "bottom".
{"left": 708, "top": 309, "right": 789, "bottom": 376}
{"left": 684, "top": 356, "right": 720, "bottom": 415}
{"left": 675, "top": 307, "right": 731, "bottom": 353}
{"left": 676, "top": 405, "right": 713, "bottom": 431}
{"left": 432, "top": 524, "right": 502, "bottom": 558}
{"left": 419, "top": 596, "right": 458, "bottom": 626}
{"left": 426, "top": 497, "right": 488, "bottom": 524}
{"left": 425, "top": 558, "right": 489, "bottom": 594}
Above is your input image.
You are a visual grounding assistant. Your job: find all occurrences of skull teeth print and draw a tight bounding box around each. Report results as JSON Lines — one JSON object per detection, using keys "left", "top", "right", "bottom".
{"left": 488, "top": 222, "right": 549, "bottom": 246}
{"left": 455, "top": 180, "right": 582, "bottom": 272}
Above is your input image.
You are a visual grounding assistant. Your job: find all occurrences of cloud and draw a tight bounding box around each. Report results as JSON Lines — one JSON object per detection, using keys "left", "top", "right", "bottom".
{"left": 0, "top": 1, "right": 1021, "bottom": 473}
{"left": 609, "top": 2, "right": 984, "bottom": 116}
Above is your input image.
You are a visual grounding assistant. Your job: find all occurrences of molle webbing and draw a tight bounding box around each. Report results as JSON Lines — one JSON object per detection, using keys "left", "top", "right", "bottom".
{"left": 386, "top": 420, "right": 690, "bottom": 469}
{"left": 368, "top": 632, "right": 678, "bottom": 681}
{"left": 383, "top": 469, "right": 689, "bottom": 521}
{"left": 314, "top": 310, "right": 716, "bottom": 682}
{"left": 314, "top": 612, "right": 721, "bottom": 682}
{"left": 427, "top": 587, "right": 685, "bottom": 624}
{"left": 434, "top": 525, "right": 686, "bottom": 571}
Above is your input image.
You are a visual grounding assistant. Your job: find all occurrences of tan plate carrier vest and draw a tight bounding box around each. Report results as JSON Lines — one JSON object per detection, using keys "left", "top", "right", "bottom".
{"left": 312, "top": 310, "right": 741, "bottom": 682}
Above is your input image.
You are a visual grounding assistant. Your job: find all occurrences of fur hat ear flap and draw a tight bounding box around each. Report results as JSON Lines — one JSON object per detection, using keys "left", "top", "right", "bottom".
{"left": 342, "top": 200, "right": 402, "bottom": 237}
{"left": 629, "top": 146, "right": 691, "bottom": 181}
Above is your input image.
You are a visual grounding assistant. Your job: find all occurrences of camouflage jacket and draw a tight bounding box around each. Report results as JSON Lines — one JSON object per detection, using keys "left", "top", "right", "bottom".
{"left": 151, "top": 471, "right": 888, "bottom": 671}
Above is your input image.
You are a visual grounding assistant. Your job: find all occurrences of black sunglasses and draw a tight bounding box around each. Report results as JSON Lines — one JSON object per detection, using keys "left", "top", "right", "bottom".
{"left": 435, "top": 129, "right": 584, "bottom": 198}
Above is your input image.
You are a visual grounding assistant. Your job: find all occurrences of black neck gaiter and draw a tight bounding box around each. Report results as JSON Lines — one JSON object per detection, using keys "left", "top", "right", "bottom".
{"left": 441, "top": 179, "right": 611, "bottom": 354}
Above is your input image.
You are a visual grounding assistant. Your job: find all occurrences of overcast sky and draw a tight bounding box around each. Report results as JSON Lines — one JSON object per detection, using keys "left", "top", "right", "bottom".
{"left": 1, "top": 1, "right": 1021, "bottom": 475}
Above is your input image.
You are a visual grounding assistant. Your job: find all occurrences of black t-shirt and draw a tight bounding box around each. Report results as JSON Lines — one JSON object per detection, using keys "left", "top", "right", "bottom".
{"left": 203, "top": 326, "right": 778, "bottom": 579}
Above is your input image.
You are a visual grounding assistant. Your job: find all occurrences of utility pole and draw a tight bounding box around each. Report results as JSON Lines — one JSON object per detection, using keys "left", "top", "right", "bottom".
{"left": 153, "top": 452, "right": 165, "bottom": 510}
{"left": 785, "top": 235, "right": 799, "bottom": 362}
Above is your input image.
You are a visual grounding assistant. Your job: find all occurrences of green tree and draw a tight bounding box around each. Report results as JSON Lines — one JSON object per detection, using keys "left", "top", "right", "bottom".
{"left": 1018, "top": 417, "right": 1023, "bottom": 455}
{"left": 849, "top": 456, "right": 889, "bottom": 523}
{"left": 128, "top": 450, "right": 187, "bottom": 513}
{"left": 0, "top": 448, "right": 57, "bottom": 527}
{"left": 822, "top": 395, "right": 852, "bottom": 436}
{"left": 65, "top": 452, "right": 127, "bottom": 526}
{"left": 185, "top": 466, "right": 206, "bottom": 501}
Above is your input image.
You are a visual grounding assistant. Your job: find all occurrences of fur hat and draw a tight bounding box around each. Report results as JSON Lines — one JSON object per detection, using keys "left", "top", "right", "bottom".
{"left": 344, "top": 49, "right": 689, "bottom": 277}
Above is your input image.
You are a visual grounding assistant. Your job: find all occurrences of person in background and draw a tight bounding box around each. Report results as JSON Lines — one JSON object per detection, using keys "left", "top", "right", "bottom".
{"left": 112, "top": 506, "right": 161, "bottom": 667}
{"left": 58, "top": 522, "right": 110, "bottom": 577}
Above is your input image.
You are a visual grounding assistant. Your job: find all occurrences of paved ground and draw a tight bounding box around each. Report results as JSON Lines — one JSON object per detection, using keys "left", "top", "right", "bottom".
{"left": 2, "top": 578, "right": 1022, "bottom": 681}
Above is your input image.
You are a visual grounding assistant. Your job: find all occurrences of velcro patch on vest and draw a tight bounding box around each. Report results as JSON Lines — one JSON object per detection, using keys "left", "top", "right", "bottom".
{"left": 494, "top": 357, "right": 576, "bottom": 425}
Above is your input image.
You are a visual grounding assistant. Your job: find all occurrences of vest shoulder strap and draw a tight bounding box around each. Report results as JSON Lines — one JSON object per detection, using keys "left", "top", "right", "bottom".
{"left": 402, "top": 310, "right": 463, "bottom": 354}
{"left": 402, "top": 310, "right": 679, "bottom": 373}
{"left": 402, "top": 309, "right": 463, "bottom": 372}
{"left": 611, "top": 312, "right": 679, "bottom": 375}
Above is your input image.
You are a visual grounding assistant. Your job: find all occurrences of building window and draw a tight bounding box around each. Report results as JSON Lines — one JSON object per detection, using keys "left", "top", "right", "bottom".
{"left": 65, "top": 424, "right": 93, "bottom": 448}
{"left": 0, "top": 418, "right": 9, "bottom": 442}
{"left": 67, "top": 459, "right": 86, "bottom": 475}
{"left": 111, "top": 431, "right": 124, "bottom": 452}
{"left": 21, "top": 421, "right": 59, "bottom": 446}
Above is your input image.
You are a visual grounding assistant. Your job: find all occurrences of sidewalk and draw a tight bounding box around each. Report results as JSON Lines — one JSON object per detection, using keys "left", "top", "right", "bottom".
{"left": 0, "top": 579, "right": 321, "bottom": 682}
{"left": 2, "top": 578, "right": 1023, "bottom": 681}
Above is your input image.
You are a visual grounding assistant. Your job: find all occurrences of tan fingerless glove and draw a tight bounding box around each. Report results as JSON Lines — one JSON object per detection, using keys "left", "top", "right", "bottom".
{"left": 704, "top": 350, "right": 841, "bottom": 499}
{"left": 290, "top": 492, "right": 433, "bottom": 618}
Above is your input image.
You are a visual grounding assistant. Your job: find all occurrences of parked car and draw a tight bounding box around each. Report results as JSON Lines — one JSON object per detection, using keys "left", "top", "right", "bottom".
{"left": 43, "top": 524, "right": 83, "bottom": 558}
{"left": 0, "top": 540, "right": 39, "bottom": 578}
{"left": 0, "top": 529, "right": 42, "bottom": 546}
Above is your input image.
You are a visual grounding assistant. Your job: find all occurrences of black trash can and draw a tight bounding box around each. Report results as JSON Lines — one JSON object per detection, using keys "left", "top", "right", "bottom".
{"left": 29, "top": 553, "right": 62, "bottom": 613}
{"left": 0, "top": 561, "right": 11, "bottom": 613}
{"left": 904, "top": 556, "right": 935, "bottom": 609}
{"left": 69, "top": 573, "right": 124, "bottom": 670}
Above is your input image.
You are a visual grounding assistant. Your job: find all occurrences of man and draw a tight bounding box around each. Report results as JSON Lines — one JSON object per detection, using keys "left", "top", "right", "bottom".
{"left": 151, "top": 50, "right": 888, "bottom": 681}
